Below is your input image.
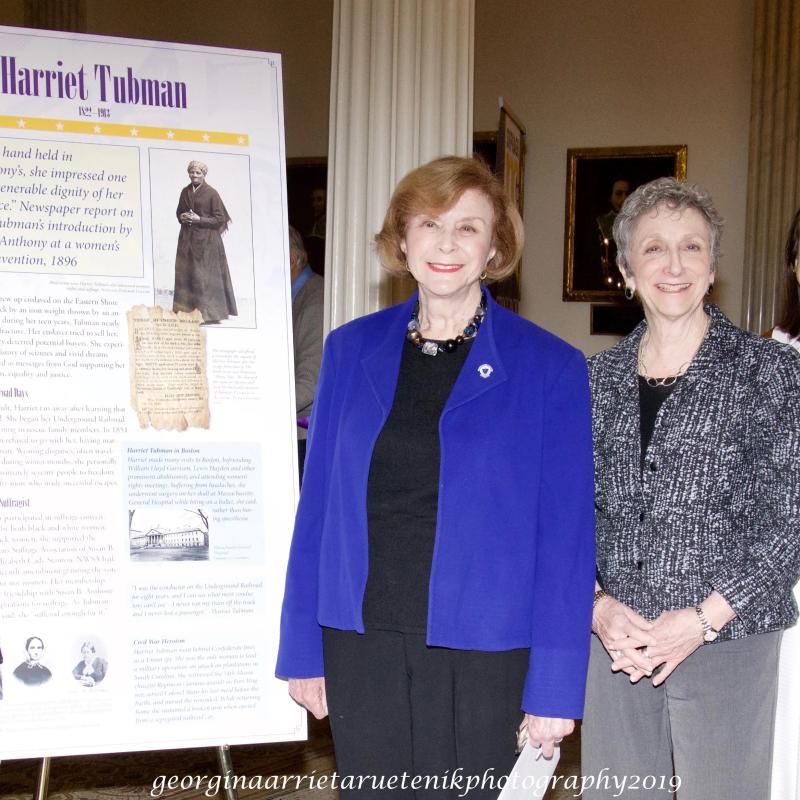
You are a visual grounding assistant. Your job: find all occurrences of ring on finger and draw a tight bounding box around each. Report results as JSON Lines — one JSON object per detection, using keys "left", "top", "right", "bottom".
{"left": 643, "top": 646, "right": 651, "bottom": 659}
{"left": 613, "top": 649, "right": 623, "bottom": 659}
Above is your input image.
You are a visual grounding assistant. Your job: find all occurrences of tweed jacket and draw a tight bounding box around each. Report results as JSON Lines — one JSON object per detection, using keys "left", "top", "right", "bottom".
{"left": 589, "top": 305, "right": 800, "bottom": 640}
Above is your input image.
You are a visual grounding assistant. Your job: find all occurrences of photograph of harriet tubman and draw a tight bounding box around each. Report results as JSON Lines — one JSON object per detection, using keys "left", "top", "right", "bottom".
{"left": 173, "top": 160, "right": 238, "bottom": 324}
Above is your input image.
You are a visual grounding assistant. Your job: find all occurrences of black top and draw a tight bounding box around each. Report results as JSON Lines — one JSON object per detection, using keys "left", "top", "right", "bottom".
{"left": 362, "top": 337, "right": 473, "bottom": 633}
{"left": 638, "top": 375, "right": 678, "bottom": 470}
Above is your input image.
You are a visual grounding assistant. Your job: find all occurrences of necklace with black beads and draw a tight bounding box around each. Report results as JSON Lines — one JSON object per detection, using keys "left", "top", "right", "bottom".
{"left": 406, "top": 292, "right": 486, "bottom": 356}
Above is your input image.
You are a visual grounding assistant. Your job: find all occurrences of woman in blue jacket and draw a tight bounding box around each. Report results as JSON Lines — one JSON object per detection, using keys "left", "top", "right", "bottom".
{"left": 277, "top": 156, "right": 595, "bottom": 797}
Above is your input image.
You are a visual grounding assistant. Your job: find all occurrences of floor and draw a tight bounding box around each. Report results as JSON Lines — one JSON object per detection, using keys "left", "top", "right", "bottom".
{"left": 0, "top": 717, "right": 582, "bottom": 800}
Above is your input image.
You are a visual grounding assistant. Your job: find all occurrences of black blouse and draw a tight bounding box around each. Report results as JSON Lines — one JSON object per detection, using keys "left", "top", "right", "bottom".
{"left": 362, "top": 338, "right": 473, "bottom": 633}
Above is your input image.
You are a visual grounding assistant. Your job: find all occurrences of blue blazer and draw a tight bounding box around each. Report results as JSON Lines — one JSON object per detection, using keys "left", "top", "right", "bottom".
{"left": 277, "top": 292, "right": 596, "bottom": 718}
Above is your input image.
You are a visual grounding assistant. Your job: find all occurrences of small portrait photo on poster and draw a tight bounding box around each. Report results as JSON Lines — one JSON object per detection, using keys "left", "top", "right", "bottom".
{"left": 72, "top": 638, "right": 109, "bottom": 688}
{"left": 13, "top": 636, "right": 53, "bottom": 687}
{"left": 563, "top": 145, "right": 687, "bottom": 302}
{"left": 149, "top": 149, "right": 256, "bottom": 328}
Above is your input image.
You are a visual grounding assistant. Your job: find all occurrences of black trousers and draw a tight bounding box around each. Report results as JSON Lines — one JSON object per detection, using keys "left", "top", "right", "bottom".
{"left": 297, "top": 438, "right": 307, "bottom": 486}
{"left": 322, "top": 627, "right": 529, "bottom": 799}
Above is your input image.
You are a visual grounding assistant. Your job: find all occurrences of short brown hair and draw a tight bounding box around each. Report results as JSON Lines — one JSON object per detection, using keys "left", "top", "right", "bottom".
{"left": 375, "top": 156, "right": 523, "bottom": 282}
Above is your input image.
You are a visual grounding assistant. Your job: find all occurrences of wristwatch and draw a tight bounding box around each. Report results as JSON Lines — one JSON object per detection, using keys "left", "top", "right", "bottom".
{"left": 695, "top": 605, "right": 718, "bottom": 643}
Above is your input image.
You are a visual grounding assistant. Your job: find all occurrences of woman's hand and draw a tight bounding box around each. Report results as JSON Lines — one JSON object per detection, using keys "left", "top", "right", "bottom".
{"left": 645, "top": 608, "right": 704, "bottom": 686}
{"left": 520, "top": 714, "right": 575, "bottom": 759}
{"left": 593, "top": 594, "right": 657, "bottom": 681}
{"left": 288, "top": 676, "right": 328, "bottom": 719}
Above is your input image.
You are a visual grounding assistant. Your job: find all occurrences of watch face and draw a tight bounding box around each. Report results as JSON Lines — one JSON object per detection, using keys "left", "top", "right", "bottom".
{"left": 703, "top": 629, "right": 719, "bottom": 643}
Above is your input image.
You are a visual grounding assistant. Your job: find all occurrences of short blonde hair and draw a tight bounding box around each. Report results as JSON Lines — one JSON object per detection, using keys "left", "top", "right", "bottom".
{"left": 375, "top": 156, "right": 524, "bottom": 282}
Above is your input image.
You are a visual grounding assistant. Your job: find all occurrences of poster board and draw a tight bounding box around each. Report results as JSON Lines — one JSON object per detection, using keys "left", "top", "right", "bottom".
{"left": 0, "top": 25, "right": 305, "bottom": 758}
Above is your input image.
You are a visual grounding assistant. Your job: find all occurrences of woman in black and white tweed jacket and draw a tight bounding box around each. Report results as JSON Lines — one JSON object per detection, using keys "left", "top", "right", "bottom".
{"left": 582, "top": 178, "right": 800, "bottom": 800}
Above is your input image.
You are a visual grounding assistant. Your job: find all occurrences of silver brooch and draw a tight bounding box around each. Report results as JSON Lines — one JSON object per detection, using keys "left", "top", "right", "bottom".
{"left": 478, "top": 364, "right": 493, "bottom": 379}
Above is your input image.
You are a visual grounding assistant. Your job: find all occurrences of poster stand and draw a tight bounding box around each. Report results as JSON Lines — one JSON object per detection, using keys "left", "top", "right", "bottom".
{"left": 216, "top": 745, "right": 240, "bottom": 800}
{"left": 34, "top": 756, "right": 50, "bottom": 800}
{"left": 27, "top": 747, "right": 240, "bottom": 800}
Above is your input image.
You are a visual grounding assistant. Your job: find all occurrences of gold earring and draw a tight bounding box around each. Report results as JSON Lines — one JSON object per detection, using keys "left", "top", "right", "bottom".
{"left": 480, "top": 271, "right": 487, "bottom": 281}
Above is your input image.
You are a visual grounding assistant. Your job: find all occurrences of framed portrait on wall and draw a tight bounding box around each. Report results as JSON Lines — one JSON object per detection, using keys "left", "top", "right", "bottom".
{"left": 493, "top": 102, "right": 526, "bottom": 311}
{"left": 562, "top": 145, "right": 687, "bottom": 302}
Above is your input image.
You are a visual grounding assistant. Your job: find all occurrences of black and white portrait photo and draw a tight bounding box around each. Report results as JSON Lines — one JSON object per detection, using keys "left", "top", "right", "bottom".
{"left": 13, "top": 636, "right": 52, "bottom": 687}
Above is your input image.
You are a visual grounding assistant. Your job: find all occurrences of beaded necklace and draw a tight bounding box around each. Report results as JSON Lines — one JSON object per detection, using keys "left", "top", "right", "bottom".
{"left": 406, "top": 292, "right": 487, "bottom": 356}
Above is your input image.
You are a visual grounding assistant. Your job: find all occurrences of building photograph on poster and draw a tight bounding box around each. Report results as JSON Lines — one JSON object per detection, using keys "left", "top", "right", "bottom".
{"left": 128, "top": 506, "right": 210, "bottom": 562}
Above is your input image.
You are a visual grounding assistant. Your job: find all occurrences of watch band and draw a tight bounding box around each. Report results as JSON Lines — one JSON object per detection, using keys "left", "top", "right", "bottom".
{"left": 695, "top": 605, "right": 719, "bottom": 643}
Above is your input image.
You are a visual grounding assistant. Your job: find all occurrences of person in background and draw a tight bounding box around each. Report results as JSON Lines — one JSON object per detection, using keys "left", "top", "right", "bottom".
{"left": 173, "top": 160, "right": 238, "bottom": 324}
{"left": 13, "top": 636, "right": 52, "bottom": 686}
{"left": 277, "top": 156, "right": 595, "bottom": 798}
{"left": 308, "top": 187, "right": 327, "bottom": 239}
{"left": 304, "top": 187, "right": 328, "bottom": 274}
{"left": 288, "top": 225, "right": 324, "bottom": 482}
{"left": 584, "top": 178, "right": 800, "bottom": 799}
{"left": 770, "top": 206, "right": 800, "bottom": 800}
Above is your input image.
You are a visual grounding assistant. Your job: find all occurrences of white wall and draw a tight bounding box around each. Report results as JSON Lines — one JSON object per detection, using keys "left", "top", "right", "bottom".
{"left": 475, "top": 0, "right": 754, "bottom": 354}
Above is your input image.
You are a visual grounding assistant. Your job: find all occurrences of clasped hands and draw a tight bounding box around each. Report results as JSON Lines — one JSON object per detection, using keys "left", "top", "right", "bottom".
{"left": 593, "top": 595, "right": 704, "bottom": 686}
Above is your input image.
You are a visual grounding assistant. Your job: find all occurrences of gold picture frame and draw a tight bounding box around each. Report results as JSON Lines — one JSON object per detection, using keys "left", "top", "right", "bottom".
{"left": 562, "top": 145, "right": 687, "bottom": 302}
{"left": 492, "top": 103, "right": 526, "bottom": 312}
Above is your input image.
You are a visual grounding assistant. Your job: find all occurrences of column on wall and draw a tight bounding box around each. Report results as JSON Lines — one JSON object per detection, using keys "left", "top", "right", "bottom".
{"left": 325, "top": 0, "right": 474, "bottom": 331}
{"left": 741, "top": 0, "right": 800, "bottom": 333}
